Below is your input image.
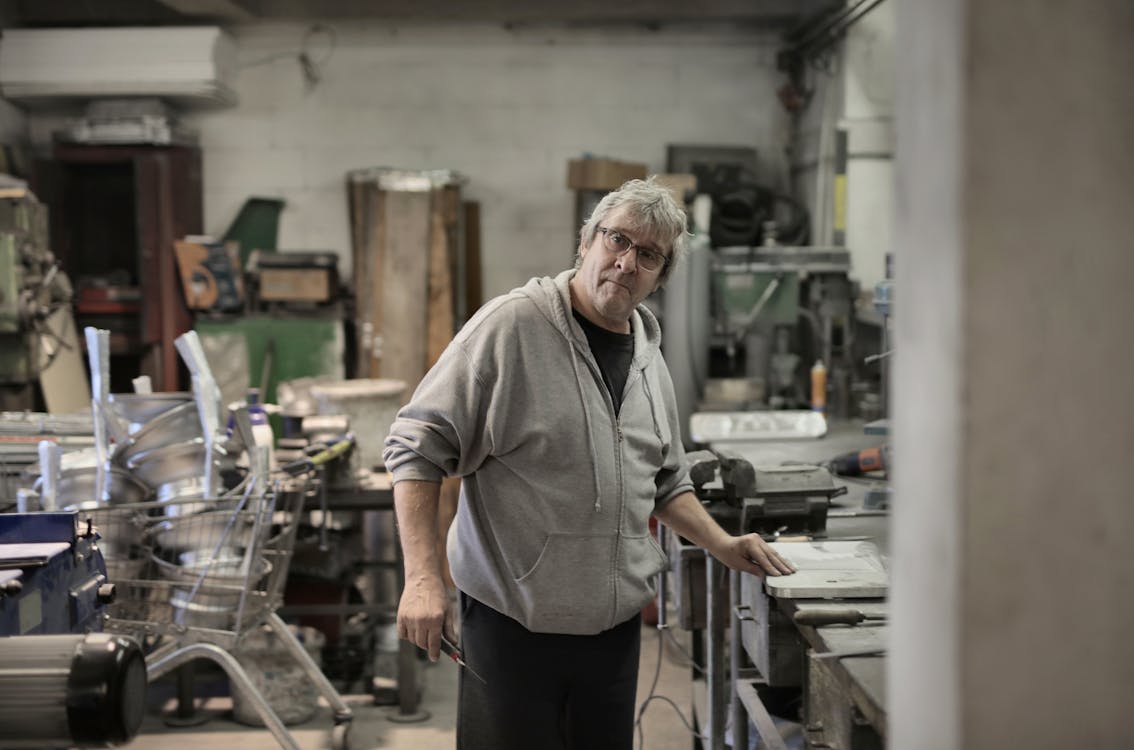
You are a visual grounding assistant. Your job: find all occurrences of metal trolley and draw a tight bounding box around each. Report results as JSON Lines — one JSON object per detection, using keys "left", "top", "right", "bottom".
{"left": 79, "top": 473, "right": 354, "bottom": 750}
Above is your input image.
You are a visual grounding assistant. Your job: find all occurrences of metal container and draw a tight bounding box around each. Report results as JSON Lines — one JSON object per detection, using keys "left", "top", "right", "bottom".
{"left": 125, "top": 439, "right": 208, "bottom": 488}
{"left": 114, "top": 401, "right": 203, "bottom": 465}
{"left": 154, "top": 476, "right": 209, "bottom": 505}
{"left": 40, "top": 466, "right": 150, "bottom": 506}
{"left": 108, "top": 392, "right": 192, "bottom": 433}
{"left": 154, "top": 554, "right": 271, "bottom": 629}
{"left": 147, "top": 509, "right": 255, "bottom": 554}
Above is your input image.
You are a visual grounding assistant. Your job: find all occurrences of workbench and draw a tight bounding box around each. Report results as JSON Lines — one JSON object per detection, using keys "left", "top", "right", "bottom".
{"left": 281, "top": 470, "right": 431, "bottom": 722}
{"left": 690, "top": 420, "right": 890, "bottom": 750}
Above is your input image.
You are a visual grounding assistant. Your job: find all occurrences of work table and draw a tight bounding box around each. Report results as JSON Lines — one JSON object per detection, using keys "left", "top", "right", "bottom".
{"left": 693, "top": 419, "right": 890, "bottom": 750}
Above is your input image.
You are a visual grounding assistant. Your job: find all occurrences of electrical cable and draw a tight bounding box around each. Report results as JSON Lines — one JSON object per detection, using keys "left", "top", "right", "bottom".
{"left": 239, "top": 24, "right": 338, "bottom": 91}
{"left": 635, "top": 626, "right": 703, "bottom": 748}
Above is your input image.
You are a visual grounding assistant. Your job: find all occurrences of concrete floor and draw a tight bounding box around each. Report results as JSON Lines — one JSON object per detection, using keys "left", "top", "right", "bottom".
{"left": 124, "top": 624, "right": 699, "bottom": 750}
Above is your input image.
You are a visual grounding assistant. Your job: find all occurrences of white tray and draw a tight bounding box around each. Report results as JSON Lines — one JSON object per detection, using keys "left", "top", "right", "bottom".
{"left": 690, "top": 410, "right": 827, "bottom": 443}
{"left": 764, "top": 540, "right": 888, "bottom": 599}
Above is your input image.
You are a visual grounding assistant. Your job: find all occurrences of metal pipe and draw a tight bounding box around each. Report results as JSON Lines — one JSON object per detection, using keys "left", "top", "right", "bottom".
{"left": 730, "top": 568, "right": 748, "bottom": 750}
{"left": 705, "top": 555, "right": 727, "bottom": 750}
{"left": 146, "top": 641, "right": 302, "bottom": 750}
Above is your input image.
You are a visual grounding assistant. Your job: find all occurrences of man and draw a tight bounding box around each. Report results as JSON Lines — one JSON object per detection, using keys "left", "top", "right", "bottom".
{"left": 383, "top": 177, "right": 795, "bottom": 750}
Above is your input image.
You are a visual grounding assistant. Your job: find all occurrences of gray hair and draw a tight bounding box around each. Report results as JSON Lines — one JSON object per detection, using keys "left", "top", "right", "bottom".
{"left": 576, "top": 176, "right": 690, "bottom": 285}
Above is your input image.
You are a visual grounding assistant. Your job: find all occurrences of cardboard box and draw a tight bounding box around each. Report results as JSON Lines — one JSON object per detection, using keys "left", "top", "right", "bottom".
{"left": 256, "top": 251, "right": 338, "bottom": 303}
{"left": 260, "top": 268, "right": 333, "bottom": 302}
{"left": 566, "top": 158, "right": 648, "bottom": 191}
{"left": 173, "top": 239, "right": 244, "bottom": 311}
{"left": 654, "top": 173, "right": 698, "bottom": 205}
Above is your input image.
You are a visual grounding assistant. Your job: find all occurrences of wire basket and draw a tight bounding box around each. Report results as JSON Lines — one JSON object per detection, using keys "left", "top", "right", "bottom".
{"left": 77, "top": 478, "right": 305, "bottom": 648}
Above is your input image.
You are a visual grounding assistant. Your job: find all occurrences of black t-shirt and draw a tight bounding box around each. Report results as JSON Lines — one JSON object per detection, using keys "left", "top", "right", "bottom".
{"left": 573, "top": 309, "right": 635, "bottom": 415}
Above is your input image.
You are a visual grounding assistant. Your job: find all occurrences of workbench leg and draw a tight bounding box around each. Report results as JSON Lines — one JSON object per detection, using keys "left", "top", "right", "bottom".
{"left": 705, "top": 555, "right": 727, "bottom": 750}
{"left": 730, "top": 569, "right": 748, "bottom": 750}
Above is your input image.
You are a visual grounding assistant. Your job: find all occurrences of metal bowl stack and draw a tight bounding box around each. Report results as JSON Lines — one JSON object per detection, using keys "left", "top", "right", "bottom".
{"left": 108, "top": 392, "right": 193, "bottom": 435}
{"left": 112, "top": 399, "right": 214, "bottom": 514}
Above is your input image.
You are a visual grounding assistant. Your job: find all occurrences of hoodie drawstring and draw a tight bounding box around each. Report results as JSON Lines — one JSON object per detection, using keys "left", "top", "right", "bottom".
{"left": 641, "top": 368, "right": 665, "bottom": 444}
{"left": 566, "top": 338, "right": 603, "bottom": 511}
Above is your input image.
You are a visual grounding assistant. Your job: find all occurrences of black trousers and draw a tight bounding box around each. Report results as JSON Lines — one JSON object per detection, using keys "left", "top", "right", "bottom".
{"left": 457, "top": 593, "right": 642, "bottom": 750}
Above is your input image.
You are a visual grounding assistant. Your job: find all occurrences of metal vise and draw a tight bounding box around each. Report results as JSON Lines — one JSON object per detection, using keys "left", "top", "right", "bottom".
{"left": 688, "top": 449, "right": 847, "bottom": 537}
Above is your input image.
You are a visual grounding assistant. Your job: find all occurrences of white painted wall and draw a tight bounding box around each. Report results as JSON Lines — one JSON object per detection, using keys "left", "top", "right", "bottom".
{"left": 0, "top": 97, "right": 26, "bottom": 146}
{"left": 170, "top": 22, "right": 791, "bottom": 299}
{"left": 791, "top": 1, "right": 894, "bottom": 292}
{"left": 842, "top": 1, "right": 894, "bottom": 290}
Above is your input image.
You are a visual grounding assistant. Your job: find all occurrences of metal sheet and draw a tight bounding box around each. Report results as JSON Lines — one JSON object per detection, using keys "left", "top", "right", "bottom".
{"left": 764, "top": 541, "right": 888, "bottom": 599}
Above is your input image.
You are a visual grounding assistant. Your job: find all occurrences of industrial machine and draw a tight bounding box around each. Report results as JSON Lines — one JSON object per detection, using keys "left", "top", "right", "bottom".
{"left": 709, "top": 244, "right": 857, "bottom": 412}
{"left": 0, "top": 510, "right": 147, "bottom": 748}
{"left": 667, "top": 450, "right": 847, "bottom": 630}
{"left": 0, "top": 186, "right": 74, "bottom": 408}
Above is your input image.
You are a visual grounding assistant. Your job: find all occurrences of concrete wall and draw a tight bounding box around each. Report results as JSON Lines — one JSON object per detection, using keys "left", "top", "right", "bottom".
{"left": 170, "top": 22, "right": 791, "bottom": 299}
{"left": 892, "top": 0, "right": 1134, "bottom": 747}
{"left": 0, "top": 97, "right": 26, "bottom": 146}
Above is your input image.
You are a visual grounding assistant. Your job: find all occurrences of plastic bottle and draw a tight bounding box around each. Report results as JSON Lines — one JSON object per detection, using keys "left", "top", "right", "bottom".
{"left": 246, "top": 388, "right": 275, "bottom": 468}
{"left": 810, "top": 360, "right": 827, "bottom": 414}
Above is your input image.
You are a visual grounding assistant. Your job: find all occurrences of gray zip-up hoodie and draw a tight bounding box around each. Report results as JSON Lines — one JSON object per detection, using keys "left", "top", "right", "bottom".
{"left": 383, "top": 269, "right": 693, "bottom": 635}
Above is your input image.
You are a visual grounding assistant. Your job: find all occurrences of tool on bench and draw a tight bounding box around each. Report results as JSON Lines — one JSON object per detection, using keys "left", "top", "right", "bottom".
{"left": 687, "top": 449, "right": 847, "bottom": 537}
{"left": 279, "top": 434, "right": 356, "bottom": 476}
{"left": 441, "top": 636, "right": 488, "bottom": 685}
{"left": 813, "top": 648, "right": 886, "bottom": 660}
{"left": 794, "top": 609, "right": 887, "bottom": 627}
{"left": 827, "top": 446, "right": 889, "bottom": 477}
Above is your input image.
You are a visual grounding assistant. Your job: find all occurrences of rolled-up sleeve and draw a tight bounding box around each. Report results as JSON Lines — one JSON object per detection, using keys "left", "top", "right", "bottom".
{"left": 383, "top": 343, "right": 494, "bottom": 485}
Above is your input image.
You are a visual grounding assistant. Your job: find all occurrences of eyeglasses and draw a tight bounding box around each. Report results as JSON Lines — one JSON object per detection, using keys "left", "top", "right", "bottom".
{"left": 597, "top": 227, "right": 669, "bottom": 273}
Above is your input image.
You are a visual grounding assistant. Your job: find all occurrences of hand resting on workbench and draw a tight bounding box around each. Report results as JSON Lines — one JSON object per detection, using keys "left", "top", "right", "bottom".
{"left": 655, "top": 492, "right": 796, "bottom": 577}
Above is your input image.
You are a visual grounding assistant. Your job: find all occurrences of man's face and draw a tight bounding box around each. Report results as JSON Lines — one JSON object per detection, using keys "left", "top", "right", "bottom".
{"left": 570, "top": 206, "right": 669, "bottom": 333}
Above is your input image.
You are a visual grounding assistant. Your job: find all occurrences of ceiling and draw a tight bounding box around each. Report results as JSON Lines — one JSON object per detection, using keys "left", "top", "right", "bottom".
{"left": 0, "top": 0, "right": 838, "bottom": 29}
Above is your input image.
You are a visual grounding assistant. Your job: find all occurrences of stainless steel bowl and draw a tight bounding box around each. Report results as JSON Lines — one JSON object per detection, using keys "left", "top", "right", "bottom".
{"left": 125, "top": 439, "right": 209, "bottom": 488}
{"left": 148, "top": 509, "right": 256, "bottom": 554}
{"left": 154, "top": 476, "right": 209, "bottom": 505}
{"left": 115, "top": 401, "right": 204, "bottom": 464}
{"left": 108, "top": 392, "right": 192, "bottom": 432}
{"left": 46, "top": 466, "right": 151, "bottom": 506}
{"left": 156, "top": 555, "right": 271, "bottom": 629}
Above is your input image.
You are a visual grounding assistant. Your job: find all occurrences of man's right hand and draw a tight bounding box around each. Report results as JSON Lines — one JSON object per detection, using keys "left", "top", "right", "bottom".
{"left": 397, "top": 572, "right": 455, "bottom": 662}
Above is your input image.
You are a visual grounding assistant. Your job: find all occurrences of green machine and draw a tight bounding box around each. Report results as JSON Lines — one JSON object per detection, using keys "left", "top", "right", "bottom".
{"left": 0, "top": 188, "right": 72, "bottom": 388}
{"left": 194, "top": 316, "right": 345, "bottom": 412}
{"left": 710, "top": 245, "right": 855, "bottom": 409}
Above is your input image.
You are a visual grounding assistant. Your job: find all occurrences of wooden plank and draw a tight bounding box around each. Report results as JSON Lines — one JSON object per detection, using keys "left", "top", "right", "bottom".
{"left": 463, "top": 201, "right": 482, "bottom": 314}
{"left": 361, "top": 183, "right": 386, "bottom": 378}
{"left": 426, "top": 190, "right": 454, "bottom": 370}
{"left": 37, "top": 307, "right": 90, "bottom": 414}
{"left": 735, "top": 680, "right": 790, "bottom": 750}
{"left": 379, "top": 189, "right": 431, "bottom": 388}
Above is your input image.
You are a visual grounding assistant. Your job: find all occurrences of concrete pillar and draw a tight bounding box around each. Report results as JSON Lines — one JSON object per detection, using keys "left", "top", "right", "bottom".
{"left": 892, "top": 1, "right": 1134, "bottom": 748}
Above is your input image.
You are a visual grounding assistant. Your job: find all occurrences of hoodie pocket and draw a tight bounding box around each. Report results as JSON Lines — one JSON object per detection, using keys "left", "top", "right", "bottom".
{"left": 614, "top": 533, "right": 670, "bottom": 621}
{"left": 513, "top": 533, "right": 615, "bottom": 634}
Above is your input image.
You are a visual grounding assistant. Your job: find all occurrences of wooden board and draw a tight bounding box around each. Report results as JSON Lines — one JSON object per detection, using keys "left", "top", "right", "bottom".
{"left": 764, "top": 541, "right": 888, "bottom": 599}
{"left": 463, "top": 201, "right": 482, "bottom": 315}
{"left": 379, "top": 189, "right": 431, "bottom": 389}
{"left": 426, "top": 192, "right": 453, "bottom": 370}
{"left": 37, "top": 306, "right": 90, "bottom": 414}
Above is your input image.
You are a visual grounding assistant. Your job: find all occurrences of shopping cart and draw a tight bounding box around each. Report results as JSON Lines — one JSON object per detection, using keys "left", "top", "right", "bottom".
{"left": 78, "top": 472, "right": 354, "bottom": 750}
